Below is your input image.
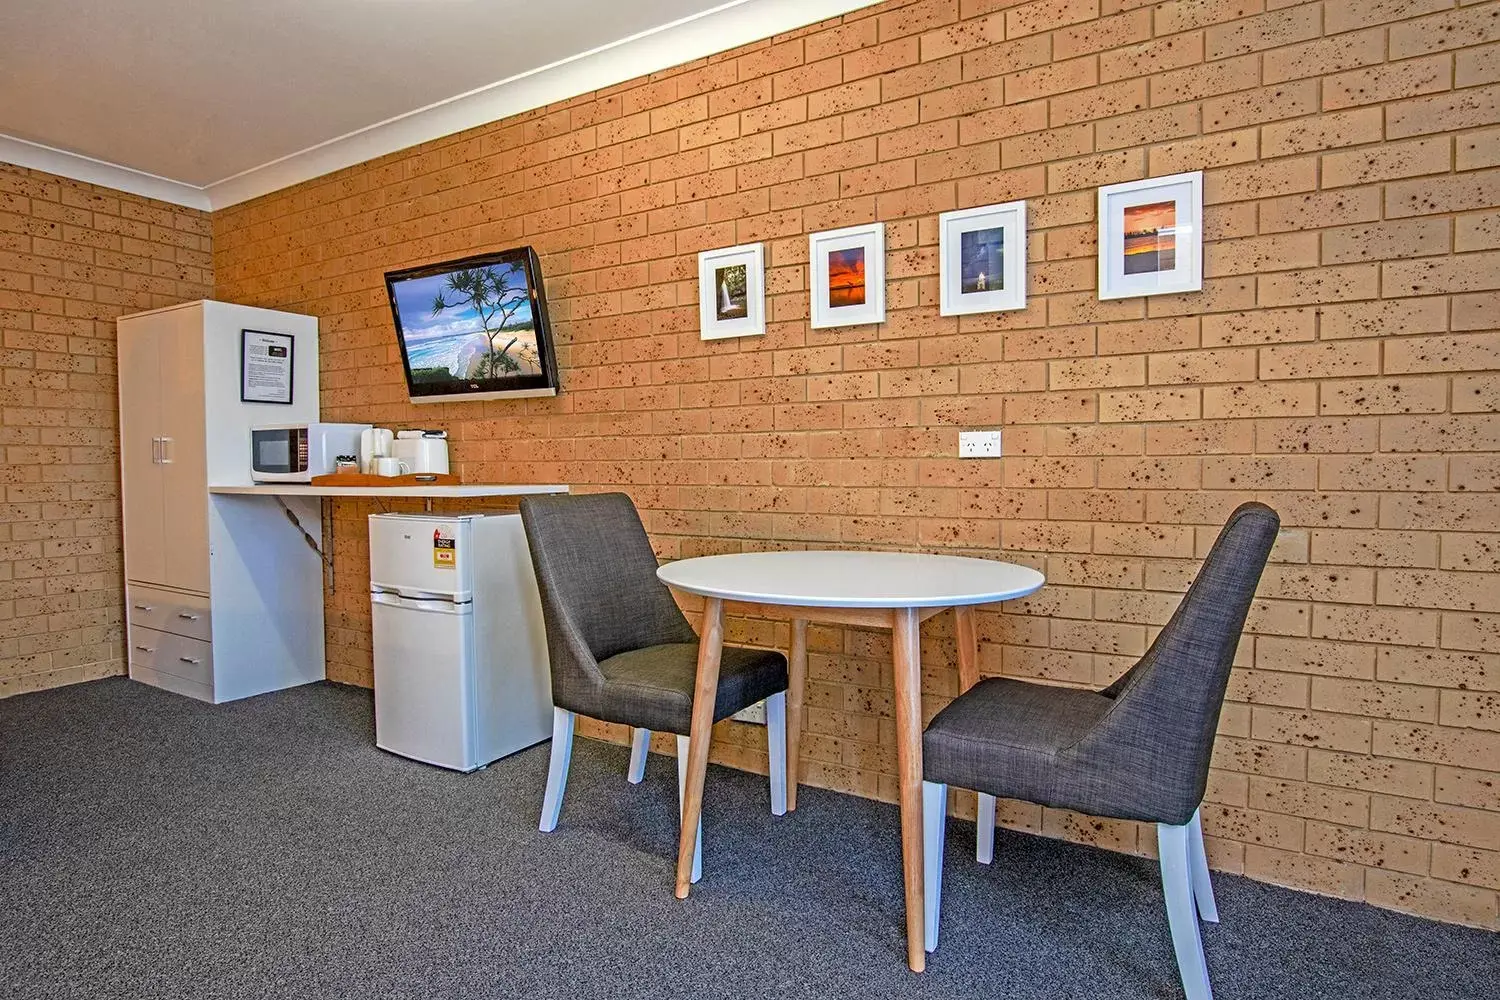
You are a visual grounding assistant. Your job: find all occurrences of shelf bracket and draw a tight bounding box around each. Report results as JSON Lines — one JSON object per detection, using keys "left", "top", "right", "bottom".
{"left": 274, "top": 495, "right": 334, "bottom": 592}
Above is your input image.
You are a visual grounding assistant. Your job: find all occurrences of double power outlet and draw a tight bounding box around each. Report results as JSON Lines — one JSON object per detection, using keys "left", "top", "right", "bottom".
{"left": 958, "top": 430, "right": 1003, "bottom": 458}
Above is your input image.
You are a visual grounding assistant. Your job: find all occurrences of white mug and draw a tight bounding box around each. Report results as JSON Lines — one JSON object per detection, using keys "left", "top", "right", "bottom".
{"left": 373, "top": 457, "right": 407, "bottom": 477}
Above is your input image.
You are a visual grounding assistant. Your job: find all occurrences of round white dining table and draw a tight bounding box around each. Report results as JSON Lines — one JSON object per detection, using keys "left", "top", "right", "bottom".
{"left": 657, "top": 550, "right": 1045, "bottom": 972}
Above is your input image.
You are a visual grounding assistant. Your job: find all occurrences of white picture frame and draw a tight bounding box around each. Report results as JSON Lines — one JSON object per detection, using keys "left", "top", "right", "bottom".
{"left": 698, "top": 242, "right": 765, "bottom": 340}
{"left": 939, "top": 201, "right": 1027, "bottom": 316}
{"left": 1097, "top": 171, "right": 1203, "bottom": 300}
{"left": 809, "top": 222, "right": 885, "bottom": 329}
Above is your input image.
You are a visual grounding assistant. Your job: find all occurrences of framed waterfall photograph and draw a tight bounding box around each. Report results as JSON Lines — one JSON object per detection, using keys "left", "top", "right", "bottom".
{"left": 939, "top": 200, "right": 1027, "bottom": 315}
{"left": 1097, "top": 171, "right": 1203, "bottom": 300}
{"left": 809, "top": 222, "right": 885, "bottom": 329}
{"left": 698, "top": 242, "right": 765, "bottom": 340}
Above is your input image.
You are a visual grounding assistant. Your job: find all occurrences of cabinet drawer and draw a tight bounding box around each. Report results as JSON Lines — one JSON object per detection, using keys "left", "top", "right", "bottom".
{"left": 128, "top": 624, "right": 213, "bottom": 686}
{"left": 127, "top": 585, "right": 211, "bottom": 642}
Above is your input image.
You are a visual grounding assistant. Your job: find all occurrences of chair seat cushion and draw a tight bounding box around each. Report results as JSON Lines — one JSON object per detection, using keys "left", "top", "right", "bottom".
{"left": 591, "top": 642, "right": 788, "bottom": 735}
{"left": 923, "top": 677, "right": 1116, "bottom": 812}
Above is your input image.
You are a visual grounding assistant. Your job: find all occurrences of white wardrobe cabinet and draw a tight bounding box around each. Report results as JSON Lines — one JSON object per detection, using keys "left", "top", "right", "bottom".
{"left": 119, "top": 302, "right": 210, "bottom": 593}
{"left": 117, "top": 300, "right": 327, "bottom": 703}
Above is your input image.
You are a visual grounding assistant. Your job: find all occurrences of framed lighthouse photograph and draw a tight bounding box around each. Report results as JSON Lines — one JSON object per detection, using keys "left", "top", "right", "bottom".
{"left": 698, "top": 242, "right": 766, "bottom": 340}
{"left": 939, "top": 200, "right": 1027, "bottom": 316}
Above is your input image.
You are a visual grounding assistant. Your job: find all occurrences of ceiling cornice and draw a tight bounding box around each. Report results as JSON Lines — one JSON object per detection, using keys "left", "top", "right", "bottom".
{"left": 0, "top": 133, "right": 212, "bottom": 210}
{"left": 0, "top": 0, "right": 879, "bottom": 212}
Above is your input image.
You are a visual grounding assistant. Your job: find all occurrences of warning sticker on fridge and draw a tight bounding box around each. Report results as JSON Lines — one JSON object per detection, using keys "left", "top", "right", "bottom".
{"left": 433, "top": 527, "right": 456, "bottom": 569}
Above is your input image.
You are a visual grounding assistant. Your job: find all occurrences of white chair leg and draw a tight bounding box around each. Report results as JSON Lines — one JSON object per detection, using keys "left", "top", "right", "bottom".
{"left": 976, "top": 791, "right": 996, "bottom": 864}
{"left": 627, "top": 727, "right": 650, "bottom": 784}
{"left": 922, "top": 781, "right": 947, "bottom": 953}
{"left": 539, "top": 708, "right": 575, "bottom": 833}
{"left": 766, "top": 692, "right": 787, "bottom": 816}
{"left": 1159, "top": 821, "right": 1214, "bottom": 1000}
{"left": 1187, "top": 808, "right": 1219, "bottom": 923}
{"left": 675, "top": 735, "right": 703, "bottom": 884}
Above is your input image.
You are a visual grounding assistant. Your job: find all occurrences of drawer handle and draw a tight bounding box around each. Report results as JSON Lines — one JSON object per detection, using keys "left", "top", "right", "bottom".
{"left": 134, "top": 645, "right": 154, "bottom": 653}
{"left": 133, "top": 604, "right": 154, "bottom": 611}
{"left": 177, "top": 613, "right": 200, "bottom": 621}
{"left": 178, "top": 656, "right": 202, "bottom": 665}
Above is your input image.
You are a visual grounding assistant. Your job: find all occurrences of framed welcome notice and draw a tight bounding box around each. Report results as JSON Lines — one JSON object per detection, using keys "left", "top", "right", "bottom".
{"left": 240, "top": 329, "right": 295, "bottom": 404}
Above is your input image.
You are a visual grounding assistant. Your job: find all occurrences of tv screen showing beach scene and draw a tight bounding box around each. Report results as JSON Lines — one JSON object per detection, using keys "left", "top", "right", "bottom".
{"left": 384, "top": 247, "right": 558, "bottom": 401}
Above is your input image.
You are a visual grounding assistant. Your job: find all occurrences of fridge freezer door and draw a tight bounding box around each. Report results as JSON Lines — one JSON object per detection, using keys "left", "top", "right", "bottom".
{"left": 368, "top": 513, "right": 474, "bottom": 601}
{"left": 371, "top": 594, "right": 477, "bottom": 771}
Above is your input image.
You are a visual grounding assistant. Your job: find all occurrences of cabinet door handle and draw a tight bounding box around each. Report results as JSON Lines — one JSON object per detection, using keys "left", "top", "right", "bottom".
{"left": 160, "top": 436, "right": 174, "bottom": 464}
{"left": 176, "top": 613, "right": 200, "bottom": 621}
{"left": 133, "top": 604, "right": 154, "bottom": 611}
{"left": 150, "top": 437, "right": 161, "bottom": 464}
{"left": 178, "top": 656, "right": 201, "bottom": 665}
{"left": 134, "top": 644, "right": 154, "bottom": 653}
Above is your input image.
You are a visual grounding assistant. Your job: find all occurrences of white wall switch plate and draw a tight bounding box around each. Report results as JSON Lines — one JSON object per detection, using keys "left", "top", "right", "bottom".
{"left": 959, "top": 430, "right": 1003, "bottom": 458}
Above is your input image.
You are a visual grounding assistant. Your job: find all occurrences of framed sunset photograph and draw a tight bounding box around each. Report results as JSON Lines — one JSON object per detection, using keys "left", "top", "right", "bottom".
{"left": 1097, "top": 171, "right": 1203, "bottom": 300}
{"left": 809, "top": 222, "right": 885, "bottom": 328}
{"left": 698, "top": 242, "right": 765, "bottom": 340}
{"left": 939, "top": 201, "right": 1027, "bottom": 315}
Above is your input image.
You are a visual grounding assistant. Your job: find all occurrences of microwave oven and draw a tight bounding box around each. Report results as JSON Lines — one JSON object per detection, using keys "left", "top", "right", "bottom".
{"left": 251, "top": 423, "right": 370, "bottom": 482}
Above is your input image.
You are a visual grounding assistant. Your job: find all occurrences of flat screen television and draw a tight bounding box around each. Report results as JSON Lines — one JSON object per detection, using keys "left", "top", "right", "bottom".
{"left": 384, "top": 246, "right": 559, "bottom": 403}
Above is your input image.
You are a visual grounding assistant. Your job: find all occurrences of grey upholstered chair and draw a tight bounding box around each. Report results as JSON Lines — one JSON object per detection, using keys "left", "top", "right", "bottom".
{"left": 518, "top": 492, "right": 789, "bottom": 882}
{"left": 920, "top": 502, "right": 1280, "bottom": 1000}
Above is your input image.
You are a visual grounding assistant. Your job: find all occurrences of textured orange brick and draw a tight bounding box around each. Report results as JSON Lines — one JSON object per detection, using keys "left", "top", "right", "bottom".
{"left": 1150, "top": 54, "right": 1260, "bottom": 107}
{"left": 1259, "top": 188, "right": 1382, "bottom": 233}
{"left": 1053, "top": 7, "right": 1151, "bottom": 60}
{"left": 918, "top": 12, "right": 1003, "bottom": 61}
{"left": 1386, "top": 85, "right": 1500, "bottom": 141}
{"left": 1367, "top": 869, "right": 1499, "bottom": 926}
{"left": 1049, "top": 78, "right": 1147, "bottom": 127}
{"left": 1389, "top": 5, "right": 1500, "bottom": 60}
{"left": 1321, "top": 218, "right": 1451, "bottom": 264}
{"left": 1458, "top": 44, "right": 1500, "bottom": 89}
{"left": 1205, "top": 80, "right": 1321, "bottom": 132}
{"left": 1323, "top": 0, "right": 1451, "bottom": 35}
{"left": 1322, "top": 136, "right": 1453, "bottom": 188}
{"left": 1265, "top": 28, "right": 1387, "bottom": 85}
{"left": 1324, "top": 54, "right": 1453, "bottom": 112}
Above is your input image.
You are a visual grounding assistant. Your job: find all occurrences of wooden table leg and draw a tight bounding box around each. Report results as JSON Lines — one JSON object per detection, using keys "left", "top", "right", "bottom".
{"left": 891, "top": 606, "right": 926, "bottom": 972}
{"left": 786, "top": 618, "right": 807, "bottom": 812}
{"left": 955, "top": 605, "right": 979, "bottom": 694}
{"left": 676, "top": 597, "right": 724, "bottom": 899}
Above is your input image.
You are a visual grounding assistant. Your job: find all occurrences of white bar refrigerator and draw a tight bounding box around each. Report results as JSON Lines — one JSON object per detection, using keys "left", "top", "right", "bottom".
{"left": 368, "top": 512, "right": 552, "bottom": 771}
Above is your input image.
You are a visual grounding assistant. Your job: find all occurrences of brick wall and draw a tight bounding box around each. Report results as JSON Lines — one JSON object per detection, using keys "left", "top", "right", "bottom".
{"left": 0, "top": 166, "right": 213, "bottom": 696}
{"left": 212, "top": 0, "right": 1500, "bottom": 929}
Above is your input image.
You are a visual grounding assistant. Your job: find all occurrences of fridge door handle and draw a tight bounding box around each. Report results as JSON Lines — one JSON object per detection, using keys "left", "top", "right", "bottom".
{"left": 372, "top": 592, "right": 468, "bottom": 614}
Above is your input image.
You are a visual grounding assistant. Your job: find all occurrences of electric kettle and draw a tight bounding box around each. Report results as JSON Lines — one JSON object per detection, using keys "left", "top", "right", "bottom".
{"left": 359, "top": 428, "right": 394, "bottom": 474}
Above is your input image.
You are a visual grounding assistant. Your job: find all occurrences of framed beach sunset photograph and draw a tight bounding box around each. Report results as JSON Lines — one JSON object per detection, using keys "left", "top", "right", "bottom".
{"left": 939, "top": 200, "right": 1027, "bottom": 315}
{"left": 697, "top": 242, "right": 765, "bottom": 340}
{"left": 828, "top": 248, "right": 866, "bottom": 307}
{"left": 810, "top": 222, "right": 885, "bottom": 328}
{"left": 1097, "top": 171, "right": 1202, "bottom": 300}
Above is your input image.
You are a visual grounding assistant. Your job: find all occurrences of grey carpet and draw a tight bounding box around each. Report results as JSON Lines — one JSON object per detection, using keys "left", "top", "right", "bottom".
{"left": 0, "top": 679, "right": 1492, "bottom": 1000}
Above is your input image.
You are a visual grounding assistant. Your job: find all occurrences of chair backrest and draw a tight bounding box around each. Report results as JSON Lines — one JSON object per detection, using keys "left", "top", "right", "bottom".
{"left": 1084, "top": 502, "right": 1280, "bottom": 824}
{"left": 519, "top": 493, "right": 698, "bottom": 700}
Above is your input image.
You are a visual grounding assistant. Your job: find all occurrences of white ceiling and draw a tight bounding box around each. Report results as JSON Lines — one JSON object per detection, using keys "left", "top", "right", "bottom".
{"left": 0, "top": 0, "right": 876, "bottom": 209}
